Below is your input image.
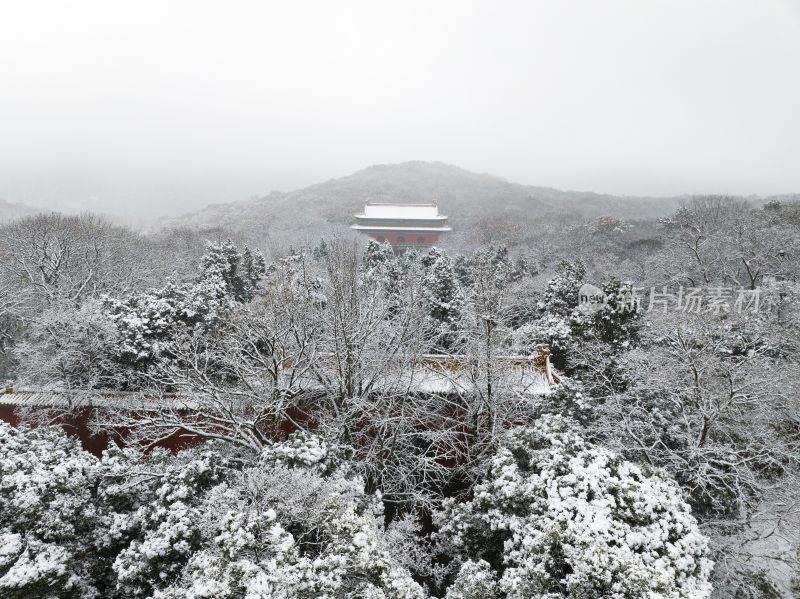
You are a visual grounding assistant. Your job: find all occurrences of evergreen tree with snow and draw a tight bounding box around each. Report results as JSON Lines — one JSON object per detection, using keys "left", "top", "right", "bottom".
{"left": 434, "top": 416, "right": 713, "bottom": 599}
{"left": 539, "top": 259, "right": 586, "bottom": 318}
{"left": 453, "top": 254, "right": 473, "bottom": 288}
{"left": 578, "top": 277, "right": 641, "bottom": 346}
{"left": 364, "top": 239, "right": 394, "bottom": 272}
{"left": 312, "top": 237, "right": 329, "bottom": 259}
{"left": 199, "top": 239, "right": 266, "bottom": 303}
{"left": 103, "top": 273, "right": 232, "bottom": 370}
{"left": 424, "top": 252, "right": 465, "bottom": 349}
{"left": 421, "top": 246, "right": 444, "bottom": 268}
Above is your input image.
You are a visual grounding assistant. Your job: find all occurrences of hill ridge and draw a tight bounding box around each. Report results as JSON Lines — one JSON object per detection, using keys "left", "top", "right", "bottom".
{"left": 156, "top": 161, "right": 690, "bottom": 248}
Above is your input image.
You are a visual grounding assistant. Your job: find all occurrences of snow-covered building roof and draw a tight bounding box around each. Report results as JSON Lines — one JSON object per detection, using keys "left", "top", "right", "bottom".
{"left": 0, "top": 389, "right": 164, "bottom": 409}
{"left": 360, "top": 203, "right": 446, "bottom": 220}
{"left": 0, "top": 354, "right": 558, "bottom": 411}
{"left": 352, "top": 202, "right": 452, "bottom": 237}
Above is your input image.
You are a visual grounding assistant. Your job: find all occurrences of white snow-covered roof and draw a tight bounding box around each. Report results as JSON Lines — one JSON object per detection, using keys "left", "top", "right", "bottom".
{"left": 359, "top": 203, "right": 445, "bottom": 220}
{"left": 0, "top": 389, "right": 167, "bottom": 409}
{"left": 351, "top": 225, "right": 452, "bottom": 232}
{"left": 0, "top": 355, "right": 557, "bottom": 411}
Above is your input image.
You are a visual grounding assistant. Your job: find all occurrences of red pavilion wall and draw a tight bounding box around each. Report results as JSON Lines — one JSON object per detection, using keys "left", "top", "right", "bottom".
{"left": 368, "top": 232, "right": 441, "bottom": 245}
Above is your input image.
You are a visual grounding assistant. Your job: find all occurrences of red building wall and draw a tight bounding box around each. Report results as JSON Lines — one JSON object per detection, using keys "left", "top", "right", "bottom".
{"left": 0, "top": 404, "right": 310, "bottom": 457}
{"left": 368, "top": 232, "right": 441, "bottom": 246}
{"left": 0, "top": 405, "right": 198, "bottom": 456}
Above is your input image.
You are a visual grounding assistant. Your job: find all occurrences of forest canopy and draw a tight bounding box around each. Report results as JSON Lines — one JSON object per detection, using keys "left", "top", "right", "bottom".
{"left": 1, "top": 195, "right": 799, "bottom": 597}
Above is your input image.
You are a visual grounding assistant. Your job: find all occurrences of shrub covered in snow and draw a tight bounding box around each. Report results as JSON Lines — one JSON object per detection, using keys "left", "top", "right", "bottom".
{"left": 111, "top": 449, "right": 230, "bottom": 598}
{"left": 0, "top": 421, "right": 232, "bottom": 598}
{"left": 150, "top": 433, "right": 425, "bottom": 599}
{"left": 260, "top": 429, "right": 335, "bottom": 473}
{"left": 445, "top": 560, "right": 499, "bottom": 599}
{"left": 433, "top": 415, "right": 713, "bottom": 599}
{"left": 0, "top": 423, "right": 425, "bottom": 599}
{"left": 0, "top": 423, "right": 101, "bottom": 597}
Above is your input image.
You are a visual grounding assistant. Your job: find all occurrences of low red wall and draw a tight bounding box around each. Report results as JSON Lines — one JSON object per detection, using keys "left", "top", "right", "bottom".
{"left": 0, "top": 405, "right": 198, "bottom": 456}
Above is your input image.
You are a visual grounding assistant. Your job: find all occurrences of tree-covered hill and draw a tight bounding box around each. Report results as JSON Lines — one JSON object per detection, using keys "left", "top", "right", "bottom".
{"left": 158, "top": 161, "right": 690, "bottom": 250}
{"left": 0, "top": 198, "right": 40, "bottom": 223}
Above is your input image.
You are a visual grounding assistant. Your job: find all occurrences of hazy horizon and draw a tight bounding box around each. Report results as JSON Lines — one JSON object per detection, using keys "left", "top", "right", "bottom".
{"left": 2, "top": 1, "right": 799, "bottom": 221}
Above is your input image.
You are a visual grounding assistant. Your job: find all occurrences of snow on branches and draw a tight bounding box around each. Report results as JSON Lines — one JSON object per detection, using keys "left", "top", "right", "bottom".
{"left": 0, "top": 423, "right": 426, "bottom": 599}
{"left": 433, "top": 416, "right": 713, "bottom": 599}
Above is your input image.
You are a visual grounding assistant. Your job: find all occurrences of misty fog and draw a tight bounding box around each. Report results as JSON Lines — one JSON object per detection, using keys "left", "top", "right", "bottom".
{"left": 1, "top": 0, "right": 800, "bottom": 224}
{"left": 3, "top": 3, "right": 800, "bottom": 597}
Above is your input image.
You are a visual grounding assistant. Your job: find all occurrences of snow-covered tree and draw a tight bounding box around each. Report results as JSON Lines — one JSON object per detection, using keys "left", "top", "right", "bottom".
{"left": 1, "top": 423, "right": 429, "bottom": 598}
{"left": 434, "top": 416, "right": 713, "bottom": 599}
{"left": 420, "top": 246, "right": 444, "bottom": 269}
{"left": 14, "top": 298, "right": 126, "bottom": 391}
{"left": 129, "top": 432, "right": 426, "bottom": 599}
{"left": 199, "top": 239, "right": 266, "bottom": 304}
{"left": 364, "top": 238, "right": 394, "bottom": 272}
{"left": 602, "top": 310, "right": 799, "bottom": 521}
{"left": 539, "top": 259, "right": 585, "bottom": 318}
{"left": 111, "top": 449, "right": 230, "bottom": 598}
{"left": 423, "top": 252, "right": 465, "bottom": 349}
{"left": 445, "top": 560, "right": 498, "bottom": 599}
{"left": 0, "top": 213, "right": 143, "bottom": 309}
{"left": 312, "top": 237, "right": 330, "bottom": 260}
{"left": 568, "top": 278, "right": 640, "bottom": 346}
{"left": 0, "top": 422, "right": 105, "bottom": 598}
{"left": 514, "top": 260, "right": 587, "bottom": 369}
{"left": 0, "top": 421, "right": 236, "bottom": 599}
{"left": 103, "top": 274, "right": 232, "bottom": 370}
{"left": 453, "top": 254, "right": 473, "bottom": 288}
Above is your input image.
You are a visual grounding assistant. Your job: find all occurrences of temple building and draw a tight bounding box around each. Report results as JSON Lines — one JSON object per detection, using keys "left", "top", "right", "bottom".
{"left": 351, "top": 201, "right": 452, "bottom": 249}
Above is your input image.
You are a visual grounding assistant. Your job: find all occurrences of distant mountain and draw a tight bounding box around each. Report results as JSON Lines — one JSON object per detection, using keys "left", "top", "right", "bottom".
{"left": 159, "top": 161, "right": 689, "bottom": 249}
{"left": 0, "top": 199, "right": 40, "bottom": 223}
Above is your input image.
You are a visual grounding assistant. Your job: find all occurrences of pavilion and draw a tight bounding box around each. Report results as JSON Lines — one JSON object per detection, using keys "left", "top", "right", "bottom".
{"left": 351, "top": 201, "right": 452, "bottom": 249}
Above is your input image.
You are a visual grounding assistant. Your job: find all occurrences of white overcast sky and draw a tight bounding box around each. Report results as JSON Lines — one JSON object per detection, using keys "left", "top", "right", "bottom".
{"left": 1, "top": 0, "right": 799, "bottom": 218}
